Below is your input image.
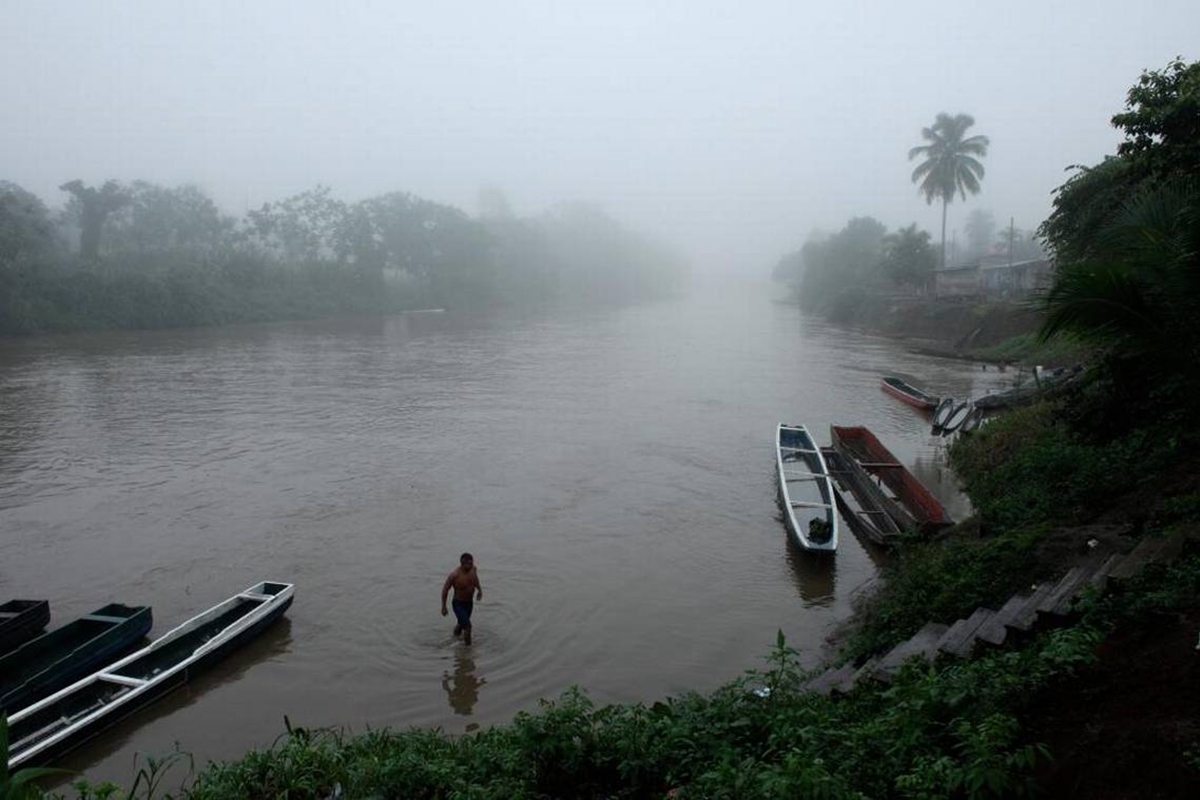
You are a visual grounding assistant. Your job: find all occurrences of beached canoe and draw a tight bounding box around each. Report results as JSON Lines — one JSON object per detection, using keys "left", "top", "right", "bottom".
{"left": 830, "top": 425, "right": 953, "bottom": 531}
{"left": 939, "top": 402, "right": 973, "bottom": 435}
{"left": 776, "top": 424, "right": 838, "bottom": 552}
{"left": 880, "top": 376, "right": 940, "bottom": 410}
{"left": 930, "top": 397, "right": 955, "bottom": 434}
{"left": 0, "top": 603, "right": 151, "bottom": 714}
{"left": 7, "top": 581, "right": 293, "bottom": 770}
{"left": 0, "top": 600, "right": 50, "bottom": 657}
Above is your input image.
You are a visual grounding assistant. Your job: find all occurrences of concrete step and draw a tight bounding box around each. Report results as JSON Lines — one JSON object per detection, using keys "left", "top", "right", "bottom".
{"left": 937, "top": 607, "right": 996, "bottom": 658}
{"left": 1088, "top": 552, "right": 1126, "bottom": 592}
{"left": 848, "top": 657, "right": 880, "bottom": 690}
{"left": 1109, "top": 535, "right": 1177, "bottom": 581}
{"left": 975, "top": 592, "right": 1033, "bottom": 647}
{"left": 803, "top": 662, "right": 858, "bottom": 696}
{"left": 875, "top": 622, "right": 949, "bottom": 682}
{"left": 1007, "top": 582, "right": 1057, "bottom": 633}
{"left": 1036, "top": 565, "right": 1097, "bottom": 618}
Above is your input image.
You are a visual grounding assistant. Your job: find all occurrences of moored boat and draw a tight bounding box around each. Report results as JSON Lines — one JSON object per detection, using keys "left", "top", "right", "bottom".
{"left": 930, "top": 397, "right": 955, "bottom": 434}
{"left": 0, "top": 600, "right": 50, "bottom": 657}
{"left": 880, "top": 376, "right": 940, "bottom": 410}
{"left": 776, "top": 424, "right": 839, "bottom": 552}
{"left": 958, "top": 405, "right": 985, "bottom": 434}
{"left": 821, "top": 444, "right": 904, "bottom": 547}
{"left": 0, "top": 604, "right": 151, "bottom": 714}
{"left": 830, "top": 425, "right": 953, "bottom": 531}
{"left": 7, "top": 581, "right": 293, "bottom": 770}
{"left": 939, "top": 402, "right": 973, "bottom": 435}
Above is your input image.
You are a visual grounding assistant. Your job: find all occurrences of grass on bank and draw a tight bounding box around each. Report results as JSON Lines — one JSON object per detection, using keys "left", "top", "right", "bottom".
{"left": 967, "top": 332, "right": 1088, "bottom": 368}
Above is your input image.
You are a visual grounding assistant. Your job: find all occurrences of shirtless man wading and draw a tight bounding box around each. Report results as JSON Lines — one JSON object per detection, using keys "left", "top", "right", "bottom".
{"left": 441, "top": 552, "right": 483, "bottom": 645}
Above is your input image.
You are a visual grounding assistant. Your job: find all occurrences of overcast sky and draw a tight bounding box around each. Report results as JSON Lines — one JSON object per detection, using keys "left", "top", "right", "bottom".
{"left": 4, "top": 1, "right": 1197, "bottom": 272}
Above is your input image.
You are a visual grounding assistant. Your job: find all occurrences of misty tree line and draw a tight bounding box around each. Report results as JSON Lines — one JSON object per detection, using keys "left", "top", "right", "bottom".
{"left": 0, "top": 180, "right": 687, "bottom": 335}
{"left": 771, "top": 214, "right": 1044, "bottom": 315}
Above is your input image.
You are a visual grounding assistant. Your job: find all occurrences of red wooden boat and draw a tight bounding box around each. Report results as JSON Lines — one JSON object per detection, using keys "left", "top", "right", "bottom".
{"left": 830, "top": 425, "right": 953, "bottom": 530}
{"left": 880, "top": 376, "right": 939, "bottom": 410}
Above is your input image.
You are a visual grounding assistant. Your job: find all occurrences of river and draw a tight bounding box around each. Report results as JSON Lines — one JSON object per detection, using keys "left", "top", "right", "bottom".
{"left": 0, "top": 279, "right": 1012, "bottom": 785}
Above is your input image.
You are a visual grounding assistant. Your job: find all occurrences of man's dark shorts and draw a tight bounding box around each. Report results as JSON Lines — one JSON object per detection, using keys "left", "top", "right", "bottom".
{"left": 451, "top": 599, "right": 473, "bottom": 629}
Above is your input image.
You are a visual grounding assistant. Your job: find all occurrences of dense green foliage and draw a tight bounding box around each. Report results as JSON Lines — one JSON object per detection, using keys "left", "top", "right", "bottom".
{"left": 1038, "top": 58, "right": 1200, "bottom": 414}
{"left": 0, "top": 181, "right": 687, "bottom": 336}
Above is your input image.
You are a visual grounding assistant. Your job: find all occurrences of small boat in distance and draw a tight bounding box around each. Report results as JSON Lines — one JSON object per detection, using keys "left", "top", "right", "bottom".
{"left": 776, "top": 424, "right": 839, "bottom": 552}
{"left": 880, "top": 376, "right": 940, "bottom": 410}
{"left": 830, "top": 426, "right": 953, "bottom": 531}
{"left": 0, "top": 604, "right": 151, "bottom": 714}
{"left": 0, "top": 600, "right": 50, "bottom": 657}
{"left": 930, "top": 397, "right": 955, "bottom": 434}
{"left": 7, "top": 581, "right": 293, "bottom": 770}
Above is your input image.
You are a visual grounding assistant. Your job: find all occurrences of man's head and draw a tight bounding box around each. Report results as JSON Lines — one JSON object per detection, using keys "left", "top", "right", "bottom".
{"left": 460, "top": 552, "right": 474, "bottom": 570}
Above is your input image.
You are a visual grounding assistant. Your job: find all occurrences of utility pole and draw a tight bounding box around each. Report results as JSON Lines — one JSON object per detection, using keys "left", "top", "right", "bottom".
{"left": 1008, "top": 217, "right": 1015, "bottom": 268}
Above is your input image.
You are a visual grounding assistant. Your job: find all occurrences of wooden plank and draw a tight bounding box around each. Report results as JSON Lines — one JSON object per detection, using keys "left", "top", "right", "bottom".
{"left": 790, "top": 501, "right": 832, "bottom": 509}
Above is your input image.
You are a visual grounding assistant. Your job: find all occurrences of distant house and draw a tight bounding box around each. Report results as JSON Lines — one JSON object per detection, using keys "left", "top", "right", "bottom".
{"left": 934, "top": 257, "right": 1054, "bottom": 299}
{"left": 934, "top": 264, "right": 980, "bottom": 298}
{"left": 978, "top": 257, "right": 1053, "bottom": 296}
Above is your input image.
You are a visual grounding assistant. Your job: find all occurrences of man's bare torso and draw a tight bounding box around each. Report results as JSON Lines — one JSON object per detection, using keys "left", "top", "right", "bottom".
{"left": 449, "top": 567, "right": 479, "bottom": 602}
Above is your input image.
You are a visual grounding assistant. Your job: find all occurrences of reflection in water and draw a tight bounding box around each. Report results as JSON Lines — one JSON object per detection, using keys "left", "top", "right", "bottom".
{"left": 782, "top": 535, "right": 835, "bottom": 606}
{"left": 442, "top": 646, "right": 486, "bottom": 716}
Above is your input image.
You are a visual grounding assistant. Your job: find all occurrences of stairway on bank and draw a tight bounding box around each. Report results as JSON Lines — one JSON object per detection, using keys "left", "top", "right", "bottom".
{"left": 803, "top": 533, "right": 1187, "bottom": 696}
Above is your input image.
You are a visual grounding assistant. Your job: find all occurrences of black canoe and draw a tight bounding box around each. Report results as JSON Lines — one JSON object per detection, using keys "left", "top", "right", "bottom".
{"left": 8, "top": 582, "right": 293, "bottom": 770}
{"left": 0, "top": 603, "right": 152, "bottom": 714}
{"left": 0, "top": 600, "right": 50, "bottom": 657}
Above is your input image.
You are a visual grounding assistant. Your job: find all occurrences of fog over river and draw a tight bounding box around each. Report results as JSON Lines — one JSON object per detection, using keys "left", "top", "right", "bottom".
{"left": 0, "top": 279, "right": 1010, "bottom": 783}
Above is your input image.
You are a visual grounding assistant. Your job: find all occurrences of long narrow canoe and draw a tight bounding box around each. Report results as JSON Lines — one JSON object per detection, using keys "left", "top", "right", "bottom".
{"left": 0, "top": 600, "right": 50, "bottom": 657}
{"left": 8, "top": 581, "right": 294, "bottom": 770}
{"left": 776, "top": 424, "right": 838, "bottom": 552}
{"left": 822, "top": 441, "right": 904, "bottom": 548}
{"left": 880, "top": 376, "right": 940, "bottom": 410}
{"left": 930, "top": 397, "right": 955, "bottom": 434}
{"left": 0, "top": 604, "right": 151, "bottom": 714}
{"left": 830, "top": 425, "right": 953, "bottom": 531}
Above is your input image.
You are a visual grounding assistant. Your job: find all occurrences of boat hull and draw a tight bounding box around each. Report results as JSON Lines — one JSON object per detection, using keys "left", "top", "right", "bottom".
{"left": 0, "top": 605, "right": 151, "bottom": 714}
{"left": 830, "top": 425, "right": 953, "bottom": 530}
{"left": 880, "top": 377, "right": 939, "bottom": 410}
{"left": 0, "top": 600, "right": 50, "bottom": 657}
{"left": 8, "top": 584, "right": 293, "bottom": 770}
{"left": 776, "top": 424, "right": 838, "bottom": 552}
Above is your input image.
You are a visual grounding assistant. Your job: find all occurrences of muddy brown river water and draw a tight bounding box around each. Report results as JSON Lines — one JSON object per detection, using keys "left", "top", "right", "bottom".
{"left": 0, "top": 279, "right": 1013, "bottom": 785}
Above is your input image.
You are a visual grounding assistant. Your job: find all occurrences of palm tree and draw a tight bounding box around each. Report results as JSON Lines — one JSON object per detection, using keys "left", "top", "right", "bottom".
{"left": 909, "top": 113, "right": 989, "bottom": 269}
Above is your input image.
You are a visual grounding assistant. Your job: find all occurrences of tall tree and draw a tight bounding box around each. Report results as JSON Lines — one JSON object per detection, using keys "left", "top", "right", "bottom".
{"left": 908, "top": 113, "right": 989, "bottom": 269}
{"left": 881, "top": 224, "right": 937, "bottom": 289}
{"left": 59, "top": 180, "right": 130, "bottom": 260}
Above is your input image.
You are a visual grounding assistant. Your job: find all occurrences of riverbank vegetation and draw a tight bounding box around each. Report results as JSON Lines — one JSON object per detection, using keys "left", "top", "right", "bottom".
{"left": 0, "top": 183, "right": 687, "bottom": 336}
